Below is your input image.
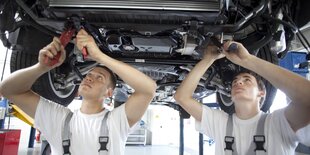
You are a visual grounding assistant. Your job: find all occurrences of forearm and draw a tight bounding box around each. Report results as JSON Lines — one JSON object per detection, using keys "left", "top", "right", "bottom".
{"left": 96, "top": 52, "right": 156, "bottom": 95}
{"left": 175, "top": 58, "right": 214, "bottom": 101}
{"left": 241, "top": 55, "right": 310, "bottom": 107}
{"left": 0, "top": 63, "right": 49, "bottom": 97}
{"left": 174, "top": 58, "right": 214, "bottom": 121}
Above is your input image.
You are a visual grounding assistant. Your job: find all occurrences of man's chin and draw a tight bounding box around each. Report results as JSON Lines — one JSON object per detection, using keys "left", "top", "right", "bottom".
{"left": 232, "top": 95, "right": 249, "bottom": 102}
{"left": 78, "top": 89, "right": 89, "bottom": 97}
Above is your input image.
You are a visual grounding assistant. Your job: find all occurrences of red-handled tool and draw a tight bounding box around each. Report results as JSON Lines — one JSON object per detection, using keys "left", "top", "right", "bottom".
{"left": 79, "top": 27, "right": 88, "bottom": 59}
{"left": 45, "top": 28, "right": 76, "bottom": 66}
{"left": 82, "top": 47, "right": 88, "bottom": 58}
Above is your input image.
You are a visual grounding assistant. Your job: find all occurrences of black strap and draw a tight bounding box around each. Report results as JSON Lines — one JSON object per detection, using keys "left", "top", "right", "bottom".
{"left": 225, "top": 115, "right": 237, "bottom": 155}
{"left": 225, "top": 113, "right": 268, "bottom": 155}
{"left": 62, "top": 140, "right": 71, "bottom": 155}
{"left": 246, "top": 113, "right": 268, "bottom": 155}
{"left": 98, "top": 136, "right": 109, "bottom": 152}
{"left": 98, "top": 111, "right": 110, "bottom": 153}
{"left": 62, "top": 111, "right": 73, "bottom": 155}
{"left": 224, "top": 136, "right": 235, "bottom": 151}
{"left": 61, "top": 110, "right": 110, "bottom": 154}
{"left": 254, "top": 135, "right": 266, "bottom": 152}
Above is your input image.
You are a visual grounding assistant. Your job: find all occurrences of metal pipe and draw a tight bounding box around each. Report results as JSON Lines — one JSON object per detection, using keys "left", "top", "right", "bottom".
{"left": 199, "top": 133, "right": 203, "bottom": 155}
{"left": 179, "top": 117, "right": 184, "bottom": 155}
{"left": 202, "top": 0, "right": 268, "bottom": 33}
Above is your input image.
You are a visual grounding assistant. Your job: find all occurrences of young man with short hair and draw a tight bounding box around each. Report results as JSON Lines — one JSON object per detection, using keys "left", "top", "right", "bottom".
{"left": 0, "top": 29, "right": 157, "bottom": 155}
{"left": 174, "top": 42, "right": 310, "bottom": 154}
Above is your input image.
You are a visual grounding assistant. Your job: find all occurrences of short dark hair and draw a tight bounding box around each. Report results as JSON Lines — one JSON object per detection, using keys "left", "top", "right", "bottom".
{"left": 233, "top": 69, "right": 266, "bottom": 106}
{"left": 95, "top": 64, "right": 117, "bottom": 90}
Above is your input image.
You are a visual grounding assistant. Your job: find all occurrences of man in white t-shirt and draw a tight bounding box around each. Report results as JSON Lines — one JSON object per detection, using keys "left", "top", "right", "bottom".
{"left": 174, "top": 41, "right": 310, "bottom": 155}
{"left": 0, "top": 29, "right": 157, "bottom": 155}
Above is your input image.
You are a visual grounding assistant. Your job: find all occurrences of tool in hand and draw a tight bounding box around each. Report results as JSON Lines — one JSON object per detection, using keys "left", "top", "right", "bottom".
{"left": 210, "top": 36, "right": 238, "bottom": 52}
{"left": 78, "top": 27, "right": 88, "bottom": 59}
{"left": 81, "top": 46, "right": 88, "bottom": 58}
{"left": 44, "top": 28, "right": 76, "bottom": 66}
{"left": 44, "top": 17, "right": 89, "bottom": 66}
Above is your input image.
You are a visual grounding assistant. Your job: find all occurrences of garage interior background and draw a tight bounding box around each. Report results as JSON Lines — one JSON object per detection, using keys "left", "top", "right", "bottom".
{"left": 0, "top": 24, "right": 309, "bottom": 155}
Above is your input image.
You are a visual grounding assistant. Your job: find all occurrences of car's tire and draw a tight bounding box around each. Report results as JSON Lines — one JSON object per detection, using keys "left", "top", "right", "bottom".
{"left": 217, "top": 45, "right": 278, "bottom": 114}
{"left": 216, "top": 92, "right": 235, "bottom": 114}
{"left": 9, "top": 27, "right": 78, "bottom": 106}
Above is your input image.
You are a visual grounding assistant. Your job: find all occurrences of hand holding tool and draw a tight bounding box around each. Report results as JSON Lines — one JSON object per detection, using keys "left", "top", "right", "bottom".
{"left": 44, "top": 28, "right": 75, "bottom": 66}
{"left": 210, "top": 36, "right": 238, "bottom": 52}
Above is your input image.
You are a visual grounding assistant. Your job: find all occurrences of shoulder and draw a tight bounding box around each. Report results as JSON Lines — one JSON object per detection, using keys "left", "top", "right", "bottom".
{"left": 107, "top": 104, "right": 132, "bottom": 133}
{"left": 296, "top": 124, "right": 310, "bottom": 146}
{"left": 202, "top": 105, "right": 228, "bottom": 119}
{"left": 110, "top": 104, "right": 126, "bottom": 116}
{"left": 265, "top": 109, "right": 286, "bottom": 128}
{"left": 38, "top": 97, "right": 70, "bottom": 110}
{"left": 36, "top": 96, "right": 71, "bottom": 119}
{"left": 265, "top": 108, "right": 299, "bottom": 143}
{"left": 107, "top": 104, "right": 127, "bottom": 124}
{"left": 200, "top": 105, "right": 228, "bottom": 127}
{"left": 266, "top": 108, "right": 285, "bottom": 122}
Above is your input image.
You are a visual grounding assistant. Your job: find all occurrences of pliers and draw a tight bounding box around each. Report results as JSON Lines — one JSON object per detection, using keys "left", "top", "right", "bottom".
{"left": 44, "top": 28, "right": 75, "bottom": 66}
{"left": 45, "top": 18, "right": 88, "bottom": 66}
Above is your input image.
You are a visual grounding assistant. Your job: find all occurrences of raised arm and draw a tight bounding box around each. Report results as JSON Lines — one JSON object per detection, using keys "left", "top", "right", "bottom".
{"left": 76, "top": 29, "right": 156, "bottom": 127}
{"left": 174, "top": 46, "right": 224, "bottom": 121}
{"left": 222, "top": 41, "right": 310, "bottom": 132}
{"left": 0, "top": 38, "right": 66, "bottom": 118}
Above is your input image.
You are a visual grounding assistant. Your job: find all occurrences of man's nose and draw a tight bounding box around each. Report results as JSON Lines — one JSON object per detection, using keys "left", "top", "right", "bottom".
{"left": 237, "top": 80, "right": 243, "bottom": 85}
{"left": 233, "top": 80, "right": 243, "bottom": 86}
{"left": 84, "top": 76, "right": 93, "bottom": 82}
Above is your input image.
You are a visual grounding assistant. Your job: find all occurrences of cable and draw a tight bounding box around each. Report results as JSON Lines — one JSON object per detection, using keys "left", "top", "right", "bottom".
{"left": 297, "top": 33, "right": 310, "bottom": 53}
{"left": 297, "top": 29, "right": 310, "bottom": 51}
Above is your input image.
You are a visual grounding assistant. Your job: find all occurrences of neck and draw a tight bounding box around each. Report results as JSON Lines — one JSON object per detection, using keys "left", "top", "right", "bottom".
{"left": 80, "top": 99, "right": 104, "bottom": 114}
{"left": 234, "top": 100, "right": 260, "bottom": 120}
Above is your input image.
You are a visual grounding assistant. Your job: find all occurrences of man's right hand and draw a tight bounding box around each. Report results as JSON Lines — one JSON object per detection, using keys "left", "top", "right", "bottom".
{"left": 39, "top": 37, "right": 66, "bottom": 70}
{"left": 203, "top": 45, "right": 225, "bottom": 61}
{"left": 0, "top": 38, "right": 66, "bottom": 118}
{"left": 76, "top": 29, "right": 102, "bottom": 62}
{"left": 222, "top": 41, "right": 252, "bottom": 66}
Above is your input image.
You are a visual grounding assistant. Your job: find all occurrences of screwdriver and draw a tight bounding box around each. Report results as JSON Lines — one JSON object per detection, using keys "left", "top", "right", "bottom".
{"left": 210, "top": 36, "right": 238, "bottom": 52}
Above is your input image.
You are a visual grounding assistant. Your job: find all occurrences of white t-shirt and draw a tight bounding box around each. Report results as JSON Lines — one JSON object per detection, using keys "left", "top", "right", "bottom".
{"left": 196, "top": 106, "right": 310, "bottom": 155}
{"left": 34, "top": 97, "right": 134, "bottom": 155}
{"left": 297, "top": 123, "right": 310, "bottom": 146}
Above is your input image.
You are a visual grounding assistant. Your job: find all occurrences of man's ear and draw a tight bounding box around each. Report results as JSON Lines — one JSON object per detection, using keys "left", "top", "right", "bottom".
{"left": 107, "top": 87, "right": 113, "bottom": 98}
{"left": 103, "top": 87, "right": 113, "bottom": 98}
{"left": 258, "top": 89, "right": 266, "bottom": 98}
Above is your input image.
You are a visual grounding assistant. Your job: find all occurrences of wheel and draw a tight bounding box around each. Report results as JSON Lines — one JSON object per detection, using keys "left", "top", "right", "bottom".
{"left": 217, "top": 45, "right": 278, "bottom": 114}
{"left": 9, "top": 26, "right": 78, "bottom": 106}
{"left": 216, "top": 93, "right": 235, "bottom": 115}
